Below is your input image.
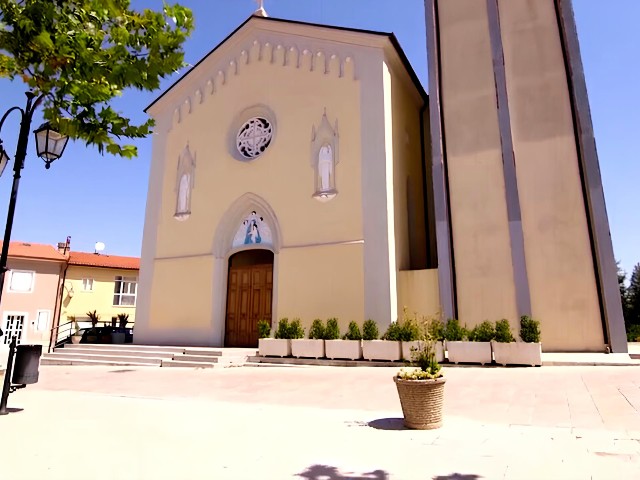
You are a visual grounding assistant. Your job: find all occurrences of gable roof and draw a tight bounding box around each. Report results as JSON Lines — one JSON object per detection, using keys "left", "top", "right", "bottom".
{"left": 146, "top": 14, "right": 427, "bottom": 113}
{"left": 68, "top": 252, "right": 140, "bottom": 271}
{"left": 2, "top": 241, "right": 66, "bottom": 262}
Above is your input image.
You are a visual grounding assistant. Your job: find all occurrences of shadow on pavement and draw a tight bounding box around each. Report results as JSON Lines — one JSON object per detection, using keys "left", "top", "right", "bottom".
{"left": 0, "top": 407, "right": 24, "bottom": 414}
{"left": 367, "top": 418, "right": 406, "bottom": 430}
{"left": 433, "top": 475, "right": 482, "bottom": 480}
{"left": 297, "top": 464, "right": 388, "bottom": 479}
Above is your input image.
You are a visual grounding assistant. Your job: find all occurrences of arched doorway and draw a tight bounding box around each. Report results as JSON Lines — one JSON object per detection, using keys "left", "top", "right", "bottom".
{"left": 225, "top": 249, "right": 274, "bottom": 347}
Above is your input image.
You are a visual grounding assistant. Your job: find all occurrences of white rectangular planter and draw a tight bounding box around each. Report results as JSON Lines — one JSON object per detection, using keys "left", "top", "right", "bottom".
{"left": 291, "top": 339, "right": 325, "bottom": 359}
{"left": 492, "top": 341, "right": 542, "bottom": 366}
{"left": 258, "top": 338, "right": 291, "bottom": 357}
{"left": 325, "top": 340, "right": 362, "bottom": 360}
{"left": 446, "top": 341, "right": 492, "bottom": 365}
{"left": 362, "top": 340, "right": 401, "bottom": 361}
{"left": 401, "top": 341, "right": 445, "bottom": 363}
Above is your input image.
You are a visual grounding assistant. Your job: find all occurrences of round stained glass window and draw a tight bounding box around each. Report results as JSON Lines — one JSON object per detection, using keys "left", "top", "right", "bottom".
{"left": 236, "top": 117, "right": 273, "bottom": 159}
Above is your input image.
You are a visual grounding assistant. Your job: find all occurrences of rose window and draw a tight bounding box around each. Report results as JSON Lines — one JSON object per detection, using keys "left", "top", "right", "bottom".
{"left": 236, "top": 117, "right": 273, "bottom": 159}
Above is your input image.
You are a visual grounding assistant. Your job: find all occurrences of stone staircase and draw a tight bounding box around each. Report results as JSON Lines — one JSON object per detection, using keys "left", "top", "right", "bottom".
{"left": 40, "top": 344, "right": 257, "bottom": 368}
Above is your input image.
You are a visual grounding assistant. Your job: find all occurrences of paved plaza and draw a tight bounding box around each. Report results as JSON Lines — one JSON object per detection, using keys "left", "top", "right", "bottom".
{"left": 1, "top": 365, "right": 640, "bottom": 479}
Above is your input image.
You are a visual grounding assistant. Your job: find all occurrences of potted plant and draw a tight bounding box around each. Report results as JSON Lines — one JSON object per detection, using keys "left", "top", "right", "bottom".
{"left": 394, "top": 337, "right": 445, "bottom": 430}
{"left": 69, "top": 316, "right": 83, "bottom": 344}
{"left": 398, "top": 309, "right": 422, "bottom": 361}
{"left": 325, "top": 319, "right": 363, "bottom": 360}
{"left": 85, "top": 310, "right": 100, "bottom": 343}
{"left": 445, "top": 318, "right": 493, "bottom": 365}
{"left": 292, "top": 318, "right": 325, "bottom": 358}
{"left": 362, "top": 319, "right": 401, "bottom": 361}
{"left": 506, "top": 315, "right": 542, "bottom": 366}
{"left": 258, "top": 318, "right": 291, "bottom": 357}
{"left": 111, "top": 313, "right": 129, "bottom": 344}
{"left": 451, "top": 320, "right": 494, "bottom": 364}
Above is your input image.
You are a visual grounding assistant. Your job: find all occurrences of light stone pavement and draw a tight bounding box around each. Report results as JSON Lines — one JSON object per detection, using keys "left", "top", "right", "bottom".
{"left": 1, "top": 365, "right": 639, "bottom": 479}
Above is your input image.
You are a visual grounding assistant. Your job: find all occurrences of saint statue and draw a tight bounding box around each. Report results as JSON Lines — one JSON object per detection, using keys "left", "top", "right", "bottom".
{"left": 318, "top": 144, "right": 333, "bottom": 192}
{"left": 177, "top": 173, "right": 191, "bottom": 214}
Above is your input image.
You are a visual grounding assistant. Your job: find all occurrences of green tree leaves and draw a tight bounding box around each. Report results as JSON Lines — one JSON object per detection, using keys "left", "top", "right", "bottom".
{"left": 0, "top": 0, "right": 194, "bottom": 157}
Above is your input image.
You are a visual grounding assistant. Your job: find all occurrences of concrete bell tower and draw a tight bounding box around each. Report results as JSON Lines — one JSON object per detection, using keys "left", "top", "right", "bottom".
{"left": 424, "top": 0, "right": 627, "bottom": 352}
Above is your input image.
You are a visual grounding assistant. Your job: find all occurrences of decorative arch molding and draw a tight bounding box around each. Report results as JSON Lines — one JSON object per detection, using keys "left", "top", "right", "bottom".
{"left": 212, "top": 192, "right": 283, "bottom": 258}
{"left": 169, "top": 38, "right": 357, "bottom": 129}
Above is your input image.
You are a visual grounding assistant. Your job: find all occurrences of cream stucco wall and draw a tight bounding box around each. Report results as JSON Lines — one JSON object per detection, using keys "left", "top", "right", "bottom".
{"left": 397, "top": 269, "right": 440, "bottom": 320}
{"left": 437, "top": 0, "right": 519, "bottom": 326}
{"left": 135, "top": 18, "right": 436, "bottom": 347}
{"left": 61, "top": 266, "right": 139, "bottom": 326}
{"left": 136, "top": 21, "right": 374, "bottom": 346}
{"left": 498, "top": 0, "right": 604, "bottom": 351}
{"left": 277, "top": 243, "right": 364, "bottom": 333}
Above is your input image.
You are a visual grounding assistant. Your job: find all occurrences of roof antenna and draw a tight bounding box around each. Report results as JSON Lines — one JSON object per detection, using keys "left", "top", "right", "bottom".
{"left": 253, "top": 0, "right": 268, "bottom": 17}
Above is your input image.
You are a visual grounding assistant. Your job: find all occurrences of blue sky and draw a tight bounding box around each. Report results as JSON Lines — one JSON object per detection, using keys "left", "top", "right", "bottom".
{"left": 0, "top": 0, "right": 637, "bottom": 274}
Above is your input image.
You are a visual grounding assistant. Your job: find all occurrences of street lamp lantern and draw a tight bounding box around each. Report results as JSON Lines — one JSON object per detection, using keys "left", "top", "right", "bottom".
{"left": 33, "top": 122, "right": 69, "bottom": 169}
{"left": 0, "top": 142, "right": 9, "bottom": 177}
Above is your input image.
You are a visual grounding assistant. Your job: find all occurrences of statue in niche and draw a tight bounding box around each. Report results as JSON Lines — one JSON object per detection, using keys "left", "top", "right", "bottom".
{"left": 318, "top": 144, "right": 333, "bottom": 192}
{"left": 310, "top": 109, "right": 339, "bottom": 202}
{"left": 174, "top": 145, "right": 195, "bottom": 221}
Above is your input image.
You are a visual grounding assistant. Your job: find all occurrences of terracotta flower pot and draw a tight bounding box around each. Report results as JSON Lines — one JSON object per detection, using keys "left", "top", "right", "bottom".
{"left": 394, "top": 376, "right": 446, "bottom": 430}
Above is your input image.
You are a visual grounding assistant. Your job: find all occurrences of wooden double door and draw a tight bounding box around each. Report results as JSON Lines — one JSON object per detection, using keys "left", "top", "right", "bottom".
{"left": 225, "top": 251, "right": 273, "bottom": 348}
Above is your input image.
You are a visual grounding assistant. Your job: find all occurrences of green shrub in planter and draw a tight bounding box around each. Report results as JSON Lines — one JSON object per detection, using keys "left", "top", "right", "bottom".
{"left": 324, "top": 318, "right": 340, "bottom": 340}
{"left": 520, "top": 315, "right": 541, "bottom": 343}
{"left": 257, "top": 319, "right": 271, "bottom": 339}
{"left": 469, "top": 321, "right": 496, "bottom": 342}
{"left": 309, "top": 319, "right": 325, "bottom": 340}
{"left": 362, "top": 319, "right": 379, "bottom": 340}
{"left": 274, "top": 318, "right": 290, "bottom": 339}
{"left": 444, "top": 318, "right": 467, "bottom": 341}
{"left": 344, "top": 321, "right": 362, "bottom": 340}
{"left": 494, "top": 319, "right": 515, "bottom": 343}
{"left": 382, "top": 321, "right": 403, "bottom": 341}
{"left": 288, "top": 318, "right": 305, "bottom": 339}
{"left": 397, "top": 308, "right": 421, "bottom": 341}
{"left": 426, "top": 316, "right": 445, "bottom": 342}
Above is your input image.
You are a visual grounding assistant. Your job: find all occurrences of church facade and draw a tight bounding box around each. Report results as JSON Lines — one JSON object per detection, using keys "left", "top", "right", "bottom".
{"left": 134, "top": 3, "right": 626, "bottom": 353}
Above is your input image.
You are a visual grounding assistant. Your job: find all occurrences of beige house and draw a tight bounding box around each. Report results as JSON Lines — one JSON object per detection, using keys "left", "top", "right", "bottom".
{"left": 0, "top": 242, "right": 66, "bottom": 363}
{"left": 135, "top": 5, "right": 626, "bottom": 353}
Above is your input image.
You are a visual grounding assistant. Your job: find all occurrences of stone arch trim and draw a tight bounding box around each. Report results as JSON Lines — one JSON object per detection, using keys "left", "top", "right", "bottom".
{"left": 213, "top": 192, "right": 283, "bottom": 258}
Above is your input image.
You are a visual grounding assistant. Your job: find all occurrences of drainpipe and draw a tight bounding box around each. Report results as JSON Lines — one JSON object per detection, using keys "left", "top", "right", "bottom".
{"left": 49, "top": 263, "right": 69, "bottom": 353}
{"left": 49, "top": 238, "right": 70, "bottom": 352}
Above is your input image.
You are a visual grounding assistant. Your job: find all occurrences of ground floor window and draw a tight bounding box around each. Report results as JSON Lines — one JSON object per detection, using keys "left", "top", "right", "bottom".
{"left": 113, "top": 276, "right": 137, "bottom": 306}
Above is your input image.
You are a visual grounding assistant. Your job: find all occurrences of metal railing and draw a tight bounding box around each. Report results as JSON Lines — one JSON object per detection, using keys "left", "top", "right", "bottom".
{"left": 49, "top": 320, "right": 135, "bottom": 351}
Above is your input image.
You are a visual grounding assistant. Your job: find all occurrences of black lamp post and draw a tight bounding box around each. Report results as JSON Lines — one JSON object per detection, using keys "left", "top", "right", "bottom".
{"left": 0, "top": 92, "right": 69, "bottom": 415}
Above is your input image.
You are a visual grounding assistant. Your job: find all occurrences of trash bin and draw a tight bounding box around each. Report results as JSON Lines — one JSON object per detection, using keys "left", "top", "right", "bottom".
{"left": 12, "top": 345, "right": 42, "bottom": 385}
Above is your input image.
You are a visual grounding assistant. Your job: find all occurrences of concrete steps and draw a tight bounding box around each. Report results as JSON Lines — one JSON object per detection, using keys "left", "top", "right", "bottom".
{"left": 41, "top": 344, "right": 258, "bottom": 367}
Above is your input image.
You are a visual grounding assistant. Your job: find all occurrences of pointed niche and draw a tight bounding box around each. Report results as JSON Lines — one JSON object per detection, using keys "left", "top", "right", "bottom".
{"left": 310, "top": 109, "right": 339, "bottom": 202}
{"left": 174, "top": 145, "right": 196, "bottom": 221}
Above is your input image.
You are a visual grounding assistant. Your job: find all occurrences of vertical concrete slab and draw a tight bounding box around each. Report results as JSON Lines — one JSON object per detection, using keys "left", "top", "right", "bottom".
{"left": 556, "top": 0, "right": 627, "bottom": 353}
{"left": 430, "top": 0, "right": 519, "bottom": 325}
{"left": 497, "top": 0, "right": 605, "bottom": 351}
{"left": 424, "top": 0, "right": 455, "bottom": 321}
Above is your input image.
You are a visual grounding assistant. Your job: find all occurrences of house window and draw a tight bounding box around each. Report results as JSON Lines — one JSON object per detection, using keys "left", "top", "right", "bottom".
{"left": 113, "top": 276, "right": 137, "bottom": 306}
{"left": 82, "top": 278, "right": 94, "bottom": 292}
{"left": 8, "top": 270, "right": 35, "bottom": 293}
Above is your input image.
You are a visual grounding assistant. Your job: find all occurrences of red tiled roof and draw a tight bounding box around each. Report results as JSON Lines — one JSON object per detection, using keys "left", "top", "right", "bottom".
{"left": 68, "top": 251, "right": 140, "bottom": 270}
{"left": 1, "top": 241, "right": 67, "bottom": 261}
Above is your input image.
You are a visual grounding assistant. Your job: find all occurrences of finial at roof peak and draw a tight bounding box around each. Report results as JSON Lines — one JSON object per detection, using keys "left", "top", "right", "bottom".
{"left": 253, "top": 0, "right": 268, "bottom": 17}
